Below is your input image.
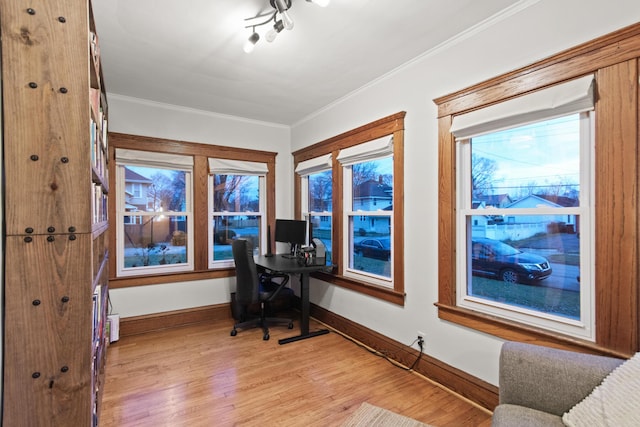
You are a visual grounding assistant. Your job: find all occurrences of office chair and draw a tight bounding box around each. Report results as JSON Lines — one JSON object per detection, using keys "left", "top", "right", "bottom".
{"left": 230, "top": 239, "right": 294, "bottom": 340}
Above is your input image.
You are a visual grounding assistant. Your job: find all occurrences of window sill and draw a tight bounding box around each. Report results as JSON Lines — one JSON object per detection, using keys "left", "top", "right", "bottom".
{"left": 313, "top": 271, "right": 405, "bottom": 306}
{"left": 435, "top": 302, "right": 630, "bottom": 359}
{"left": 109, "top": 268, "right": 235, "bottom": 289}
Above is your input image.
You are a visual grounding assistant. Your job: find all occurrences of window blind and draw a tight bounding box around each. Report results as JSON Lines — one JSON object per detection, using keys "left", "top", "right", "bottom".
{"left": 208, "top": 158, "right": 268, "bottom": 175}
{"left": 295, "top": 154, "right": 332, "bottom": 176}
{"left": 336, "top": 136, "right": 393, "bottom": 166}
{"left": 116, "top": 148, "right": 193, "bottom": 169}
{"left": 450, "top": 75, "right": 595, "bottom": 140}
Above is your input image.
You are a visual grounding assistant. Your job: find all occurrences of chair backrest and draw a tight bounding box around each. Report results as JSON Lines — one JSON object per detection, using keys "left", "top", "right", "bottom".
{"left": 232, "top": 239, "right": 260, "bottom": 305}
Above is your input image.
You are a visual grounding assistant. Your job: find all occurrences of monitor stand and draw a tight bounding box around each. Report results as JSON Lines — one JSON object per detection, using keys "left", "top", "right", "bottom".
{"left": 281, "top": 243, "right": 299, "bottom": 259}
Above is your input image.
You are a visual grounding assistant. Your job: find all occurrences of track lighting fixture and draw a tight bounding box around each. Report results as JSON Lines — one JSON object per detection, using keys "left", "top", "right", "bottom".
{"left": 243, "top": 0, "right": 330, "bottom": 52}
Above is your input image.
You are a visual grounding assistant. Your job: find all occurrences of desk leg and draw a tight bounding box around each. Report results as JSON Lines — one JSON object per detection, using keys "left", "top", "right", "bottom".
{"left": 278, "top": 272, "right": 329, "bottom": 345}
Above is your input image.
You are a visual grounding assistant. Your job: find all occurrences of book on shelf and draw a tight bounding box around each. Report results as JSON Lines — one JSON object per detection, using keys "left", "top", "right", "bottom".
{"left": 89, "top": 88, "right": 100, "bottom": 120}
{"left": 89, "top": 31, "right": 100, "bottom": 70}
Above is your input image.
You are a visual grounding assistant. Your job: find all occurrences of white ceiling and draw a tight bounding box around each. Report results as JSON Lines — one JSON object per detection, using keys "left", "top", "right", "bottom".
{"left": 92, "top": 0, "right": 520, "bottom": 126}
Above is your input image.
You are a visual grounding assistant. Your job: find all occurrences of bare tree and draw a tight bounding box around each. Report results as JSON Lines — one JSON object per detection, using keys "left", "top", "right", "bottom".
{"left": 352, "top": 162, "right": 379, "bottom": 186}
{"left": 149, "top": 172, "right": 178, "bottom": 211}
{"left": 213, "top": 175, "right": 254, "bottom": 211}
{"left": 309, "top": 170, "right": 332, "bottom": 211}
{"left": 471, "top": 154, "right": 498, "bottom": 197}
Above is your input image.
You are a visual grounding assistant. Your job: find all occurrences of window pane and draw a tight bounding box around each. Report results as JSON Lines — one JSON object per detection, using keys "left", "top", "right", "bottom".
{"left": 309, "top": 214, "right": 332, "bottom": 265}
{"left": 125, "top": 166, "right": 187, "bottom": 212}
{"left": 352, "top": 158, "right": 393, "bottom": 209}
{"left": 350, "top": 215, "right": 391, "bottom": 278}
{"left": 308, "top": 170, "right": 332, "bottom": 212}
{"left": 471, "top": 115, "right": 580, "bottom": 207}
{"left": 468, "top": 215, "right": 580, "bottom": 320}
{"left": 212, "top": 215, "right": 260, "bottom": 261}
{"left": 123, "top": 216, "right": 189, "bottom": 267}
{"left": 213, "top": 175, "right": 259, "bottom": 212}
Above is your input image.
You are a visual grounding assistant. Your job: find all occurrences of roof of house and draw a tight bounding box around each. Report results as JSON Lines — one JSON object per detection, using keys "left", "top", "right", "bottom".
{"left": 534, "top": 194, "right": 579, "bottom": 207}
{"left": 125, "top": 167, "right": 153, "bottom": 183}
{"left": 474, "top": 193, "right": 512, "bottom": 207}
{"left": 354, "top": 179, "right": 392, "bottom": 199}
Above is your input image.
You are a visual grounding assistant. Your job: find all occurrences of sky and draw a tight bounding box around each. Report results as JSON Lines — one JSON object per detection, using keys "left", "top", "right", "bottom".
{"left": 472, "top": 114, "right": 581, "bottom": 197}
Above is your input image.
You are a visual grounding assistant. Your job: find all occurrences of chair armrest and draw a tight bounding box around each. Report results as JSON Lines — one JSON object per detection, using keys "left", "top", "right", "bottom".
{"left": 499, "top": 342, "right": 624, "bottom": 416}
{"left": 259, "top": 272, "right": 290, "bottom": 302}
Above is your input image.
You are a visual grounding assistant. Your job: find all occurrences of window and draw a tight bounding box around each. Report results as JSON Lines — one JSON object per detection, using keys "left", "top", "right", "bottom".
{"left": 457, "top": 112, "right": 594, "bottom": 339}
{"left": 293, "top": 112, "right": 405, "bottom": 305}
{"left": 447, "top": 76, "right": 596, "bottom": 339}
{"left": 339, "top": 138, "right": 394, "bottom": 286}
{"left": 208, "top": 158, "right": 268, "bottom": 268}
{"left": 108, "top": 133, "right": 277, "bottom": 288}
{"left": 435, "top": 25, "right": 640, "bottom": 356}
{"left": 298, "top": 154, "right": 333, "bottom": 265}
{"left": 115, "top": 149, "right": 194, "bottom": 277}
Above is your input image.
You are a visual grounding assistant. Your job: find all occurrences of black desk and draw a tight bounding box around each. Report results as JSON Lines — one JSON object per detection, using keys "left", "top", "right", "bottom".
{"left": 254, "top": 254, "right": 330, "bottom": 344}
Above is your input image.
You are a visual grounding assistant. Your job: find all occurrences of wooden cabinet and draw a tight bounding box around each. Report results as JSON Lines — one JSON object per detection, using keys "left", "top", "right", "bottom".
{"left": 1, "top": 0, "right": 109, "bottom": 425}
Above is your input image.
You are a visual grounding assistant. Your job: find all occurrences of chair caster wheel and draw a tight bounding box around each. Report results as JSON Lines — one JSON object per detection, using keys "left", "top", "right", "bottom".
{"left": 288, "top": 322, "right": 294, "bottom": 329}
{"left": 263, "top": 333, "right": 270, "bottom": 340}
{"left": 230, "top": 329, "right": 237, "bottom": 336}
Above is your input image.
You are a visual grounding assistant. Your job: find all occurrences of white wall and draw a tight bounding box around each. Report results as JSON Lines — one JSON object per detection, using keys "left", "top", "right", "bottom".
{"left": 290, "top": 0, "right": 640, "bottom": 385}
{"left": 106, "top": 0, "right": 640, "bottom": 387}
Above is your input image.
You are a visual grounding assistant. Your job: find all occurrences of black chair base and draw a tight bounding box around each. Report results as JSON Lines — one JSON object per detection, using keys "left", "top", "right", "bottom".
{"left": 230, "top": 316, "right": 293, "bottom": 340}
{"left": 230, "top": 301, "right": 294, "bottom": 340}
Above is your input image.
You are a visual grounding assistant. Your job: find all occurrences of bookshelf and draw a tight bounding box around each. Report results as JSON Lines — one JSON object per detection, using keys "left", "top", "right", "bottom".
{"left": 1, "top": 0, "right": 109, "bottom": 425}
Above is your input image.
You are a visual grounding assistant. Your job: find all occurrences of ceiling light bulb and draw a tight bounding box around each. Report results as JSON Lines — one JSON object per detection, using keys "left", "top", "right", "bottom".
{"left": 307, "top": 0, "right": 330, "bottom": 7}
{"left": 266, "top": 20, "right": 284, "bottom": 42}
{"left": 280, "top": 10, "right": 294, "bottom": 30}
{"left": 265, "top": 29, "right": 278, "bottom": 43}
{"left": 243, "top": 32, "right": 259, "bottom": 53}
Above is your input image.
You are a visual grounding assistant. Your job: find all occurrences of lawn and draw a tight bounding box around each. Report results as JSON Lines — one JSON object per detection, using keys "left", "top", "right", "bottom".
{"left": 471, "top": 276, "right": 580, "bottom": 319}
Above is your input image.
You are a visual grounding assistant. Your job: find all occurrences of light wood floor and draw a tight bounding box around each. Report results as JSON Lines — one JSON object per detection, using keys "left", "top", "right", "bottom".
{"left": 100, "top": 318, "right": 492, "bottom": 427}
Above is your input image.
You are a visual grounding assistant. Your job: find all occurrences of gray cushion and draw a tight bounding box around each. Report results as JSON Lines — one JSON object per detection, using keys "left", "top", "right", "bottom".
{"left": 492, "top": 404, "right": 565, "bottom": 427}
{"left": 498, "top": 342, "right": 624, "bottom": 416}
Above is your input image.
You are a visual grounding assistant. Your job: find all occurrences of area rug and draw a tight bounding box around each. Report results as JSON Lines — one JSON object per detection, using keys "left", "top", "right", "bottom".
{"left": 341, "top": 402, "right": 433, "bottom": 427}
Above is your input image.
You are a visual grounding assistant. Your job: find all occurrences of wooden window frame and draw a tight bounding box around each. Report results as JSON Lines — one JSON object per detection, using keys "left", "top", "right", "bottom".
{"left": 108, "top": 133, "right": 277, "bottom": 289}
{"left": 293, "top": 112, "right": 406, "bottom": 305}
{"left": 434, "top": 24, "right": 640, "bottom": 357}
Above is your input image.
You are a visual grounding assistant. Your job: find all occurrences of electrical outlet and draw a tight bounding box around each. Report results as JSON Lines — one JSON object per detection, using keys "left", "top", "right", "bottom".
{"left": 417, "top": 331, "right": 426, "bottom": 341}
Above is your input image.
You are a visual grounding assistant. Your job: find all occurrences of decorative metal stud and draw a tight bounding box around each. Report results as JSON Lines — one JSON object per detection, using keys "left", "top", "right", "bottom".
{"left": 60, "top": 366, "right": 69, "bottom": 373}
{"left": 60, "top": 157, "right": 69, "bottom": 163}
{"left": 69, "top": 234, "right": 76, "bottom": 241}
{"left": 25, "top": 227, "right": 34, "bottom": 234}
{"left": 47, "top": 226, "right": 55, "bottom": 233}
{"left": 32, "top": 299, "right": 41, "bottom": 306}
{"left": 68, "top": 226, "right": 76, "bottom": 232}
{"left": 28, "top": 82, "right": 37, "bottom": 89}
{"left": 24, "top": 236, "right": 33, "bottom": 243}
{"left": 30, "top": 155, "right": 39, "bottom": 161}
{"left": 58, "top": 16, "right": 66, "bottom": 23}
{"left": 32, "top": 372, "right": 40, "bottom": 379}
{"left": 26, "top": 8, "right": 35, "bottom": 15}
{"left": 61, "top": 296, "right": 70, "bottom": 303}
{"left": 47, "top": 235, "right": 55, "bottom": 242}
{"left": 59, "top": 87, "right": 68, "bottom": 94}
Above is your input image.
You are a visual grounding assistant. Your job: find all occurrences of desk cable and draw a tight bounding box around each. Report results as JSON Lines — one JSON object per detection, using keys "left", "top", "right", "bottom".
{"left": 322, "top": 322, "right": 424, "bottom": 373}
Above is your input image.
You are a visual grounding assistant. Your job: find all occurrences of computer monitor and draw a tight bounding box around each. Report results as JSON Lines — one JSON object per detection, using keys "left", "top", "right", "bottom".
{"left": 274, "top": 219, "right": 307, "bottom": 257}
